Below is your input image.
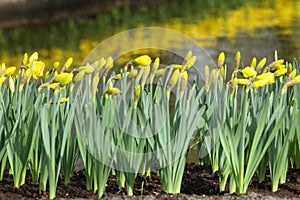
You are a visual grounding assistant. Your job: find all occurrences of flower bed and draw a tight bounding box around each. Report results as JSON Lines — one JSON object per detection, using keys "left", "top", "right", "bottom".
{"left": 0, "top": 51, "right": 299, "bottom": 199}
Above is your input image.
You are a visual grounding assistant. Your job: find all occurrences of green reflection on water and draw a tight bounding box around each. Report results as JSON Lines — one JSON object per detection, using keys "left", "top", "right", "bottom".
{"left": 0, "top": 0, "right": 299, "bottom": 69}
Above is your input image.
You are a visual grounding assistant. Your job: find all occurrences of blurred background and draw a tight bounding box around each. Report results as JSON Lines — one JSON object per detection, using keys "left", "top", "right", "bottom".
{"left": 0, "top": 0, "right": 299, "bottom": 68}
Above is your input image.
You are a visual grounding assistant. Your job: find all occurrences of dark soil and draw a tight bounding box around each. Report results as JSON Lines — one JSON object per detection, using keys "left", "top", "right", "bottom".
{"left": 0, "top": 163, "right": 300, "bottom": 199}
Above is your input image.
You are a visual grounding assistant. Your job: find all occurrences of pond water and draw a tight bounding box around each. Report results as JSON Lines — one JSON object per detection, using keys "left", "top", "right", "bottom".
{"left": 1, "top": 0, "right": 300, "bottom": 70}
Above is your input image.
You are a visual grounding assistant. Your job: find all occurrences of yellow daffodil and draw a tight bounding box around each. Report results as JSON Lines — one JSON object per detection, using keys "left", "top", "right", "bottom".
{"left": 294, "top": 75, "right": 300, "bottom": 83}
{"left": 55, "top": 72, "right": 73, "bottom": 86}
{"left": 155, "top": 69, "right": 165, "bottom": 77}
{"left": 256, "top": 57, "right": 267, "bottom": 71}
{"left": 251, "top": 57, "right": 257, "bottom": 68}
{"left": 255, "top": 72, "right": 275, "bottom": 84}
{"left": 79, "top": 65, "right": 95, "bottom": 74}
{"left": 106, "top": 56, "right": 114, "bottom": 68}
{"left": 186, "top": 56, "right": 196, "bottom": 70}
{"left": 60, "top": 98, "right": 68, "bottom": 103}
{"left": 237, "top": 78, "right": 250, "bottom": 85}
{"left": 234, "top": 51, "right": 241, "bottom": 70}
{"left": 271, "top": 59, "right": 285, "bottom": 71}
{"left": 168, "top": 69, "right": 180, "bottom": 88}
{"left": 53, "top": 61, "right": 60, "bottom": 69}
{"left": 48, "top": 82, "right": 60, "bottom": 90}
{"left": 105, "top": 87, "right": 121, "bottom": 95}
{"left": 65, "top": 57, "right": 73, "bottom": 70}
{"left": 73, "top": 71, "right": 85, "bottom": 83}
{"left": 26, "top": 61, "right": 45, "bottom": 79}
{"left": 173, "top": 65, "right": 183, "bottom": 70}
{"left": 289, "top": 69, "right": 297, "bottom": 79}
{"left": 133, "top": 55, "right": 152, "bottom": 66}
{"left": 253, "top": 79, "right": 269, "bottom": 88}
{"left": 274, "top": 68, "right": 287, "bottom": 77}
{"left": 128, "top": 69, "right": 138, "bottom": 78}
{"left": 5, "top": 67, "right": 16, "bottom": 76}
{"left": 240, "top": 66, "right": 257, "bottom": 78}
{"left": 218, "top": 52, "right": 225, "bottom": 68}
{"left": 134, "top": 84, "right": 141, "bottom": 107}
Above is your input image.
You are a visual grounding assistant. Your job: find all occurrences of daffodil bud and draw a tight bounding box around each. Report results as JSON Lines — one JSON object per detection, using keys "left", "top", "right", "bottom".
{"left": 128, "top": 69, "right": 138, "bottom": 78}
{"left": 257, "top": 57, "right": 266, "bottom": 71}
{"left": 179, "top": 71, "right": 188, "bottom": 98}
{"left": 218, "top": 52, "right": 225, "bottom": 68}
{"left": 53, "top": 61, "right": 60, "bottom": 69}
{"left": 48, "top": 82, "right": 60, "bottom": 90}
{"left": 253, "top": 80, "right": 268, "bottom": 88}
{"left": 23, "top": 53, "right": 28, "bottom": 65}
{"left": 79, "top": 65, "right": 95, "bottom": 74}
{"left": 5, "top": 67, "right": 16, "bottom": 76}
{"left": 204, "top": 65, "right": 210, "bottom": 91}
{"left": 91, "top": 76, "right": 99, "bottom": 99}
{"left": 152, "top": 57, "right": 160, "bottom": 71}
{"left": 236, "top": 78, "right": 250, "bottom": 85}
{"left": 271, "top": 59, "right": 285, "bottom": 71}
{"left": 294, "top": 75, "right": 300, "bottom": 83}
{"left": 106, "top": 56, "right": 114, "bottom": 68}
{"left": 55, "top": 72, "right": 73, "bottom": 86}
{"left": 256, "top": 72, "right": 274, "bottom": 80}
{"left": 134, "top": 84, "right": 141, "bottom": 107}
{"left": 60, "top": 97, "right": 68, "bottom": 103}
{"left": 274, "top": 68, "right": 287, "bottom": 77}
{"left": 29, "top": 52, "right": 38, "bottom": 64}
{"left": 251, "top": 57, "right": 257, "bottom": 68}
{"left": 186, "top": 56, "right": 197, "bottom": 70}
{"left": 185, "top": 50, "right": 193, "bottom": 60}
{"left": 65, "top": 57, "right": 73, "bottom": 70}
{"left": 234, "top": 51, "right": 241, "bottom": 70}
{"left": 173, "top": 65, "right": 182, "bottom": 70}
{"left": 73, "top": 71, "right": 85, "bottom": 83}
{"left": 240, "top": 66, "right": 257, "bottom": 78}
{"left": 155, "top": 69, "right": 165, "bottom": 77}
{"left": 168, "top": 69, "right": 180, "bottom": 89}
{"left": 133, "top": 55, "right": 152, "bottom": 66}
{"left": 9, "top": 76, "right": 15, "bottom": 94}
{"left": 105, "top": 87, "right": 121, "bottom": 95}
{"left": 288, "top": 63, "right": 293, "bottom": 74}
{"left": 289, "top": 69, "right": 297, "bottom": 79}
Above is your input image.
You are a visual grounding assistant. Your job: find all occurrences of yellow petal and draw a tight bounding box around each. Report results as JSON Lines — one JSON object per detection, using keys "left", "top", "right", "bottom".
{"left": 73, "top": 71, "right": 85, "bottom": 83}
{"left": 65, "top": 57, "right": 73, "bottom": 70}
{"left": 48, "top": 82, "right": 60, "bottom": 90}
{"left": 257, "top": 58, "right": 266, "bottom": 70}
{"left": 53, "top": 61, "right": 60, "bottom": 69}
{"left": 290, "top": 69, "right": 297, "bottom": 79}
{"left": 23, "top": 53, "right": 28, "bottom": 65}
{"left": 5, "top": 67, "right": 16, "bottom": 76}
{"left": 55, "top": 72, "right": 73, "bottom": 86}
{"left": 128, "top": 69, "right": 138, "bottom": 78}
{"left": 155, "top": 69, "right": 165, "bottom": 77}
{"left": 173, "top": 64, "right": 182, "bottom": 70}
{"left": 240, "top": 66, "right": 257, "bottom": 78}
{"left": 256, "top": 72, "right": 274, "bottom": 80}
{"left": 274, "top": 68, "right": 287, "bottom": 77}
{"left": 29, "top": 52, "right": 38, "bottom": 63}
{"left": 60, "top": 97, "right": 68, "bottom": 103}
{"left": 133, "top": 55, "right": 152, "bottom": 66}
{"left": 168, "top": 69, "right": 180, "bottom": 87}
{"left": 106, "top": 87, "right": 121, "bottom": 95}
{"left": 79, "top": 65, "right": 95, "bottom": 74}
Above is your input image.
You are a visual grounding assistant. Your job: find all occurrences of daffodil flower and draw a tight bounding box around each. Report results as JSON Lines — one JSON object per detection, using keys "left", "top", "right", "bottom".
{"left": 240, "top": 66, "right": 257, "bottom": 78}
{"left": 133, "top": 55, "right": 152, "bottom": 66}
